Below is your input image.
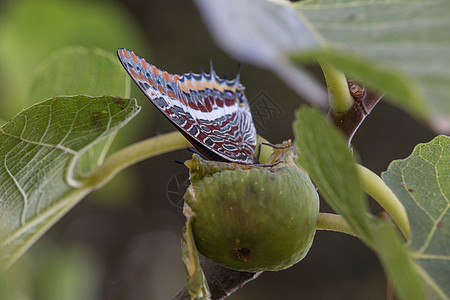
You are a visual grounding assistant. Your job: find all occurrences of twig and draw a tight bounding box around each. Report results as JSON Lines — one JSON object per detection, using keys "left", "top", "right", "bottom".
{"left": 330, "top": 80, "right": 384, "bottom": 145}
{"left": 172, "top": 256, "right": 262, "bottom": 300}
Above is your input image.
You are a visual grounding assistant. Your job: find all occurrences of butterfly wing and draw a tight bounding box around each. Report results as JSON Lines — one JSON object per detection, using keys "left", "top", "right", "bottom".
{"left": 117, "top": 48, "right": 256, "bottom": 164}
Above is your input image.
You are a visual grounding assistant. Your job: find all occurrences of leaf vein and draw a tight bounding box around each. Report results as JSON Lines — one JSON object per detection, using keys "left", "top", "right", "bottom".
{"left": 4, "top": 150, "right": 28, "bottom": 226}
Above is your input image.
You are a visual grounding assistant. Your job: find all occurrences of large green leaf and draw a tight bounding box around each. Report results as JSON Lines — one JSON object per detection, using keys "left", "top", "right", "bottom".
{"left": 0, "top": 0, "right": 144, "bottom": 118}
{"left": 193, "top": 0, "right": 328, "bottom": 107}
{"left": 30, "top": 47, "right": 130, "bottom": 101}
{"left": 0, "top": 95, "right": 140, "bottom": 267}
{"left": 292, "top": 0, "right": 449, "bottom": 132}
{"left": 194, "top": 0, "right": 450, "bottom": 133}
{"left": 382, "top": 135, "right": 450, "bottom": 299}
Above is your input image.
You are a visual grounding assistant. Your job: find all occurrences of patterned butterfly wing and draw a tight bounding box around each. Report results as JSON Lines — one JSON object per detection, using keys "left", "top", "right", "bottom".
{"left": 117, "top": 48, "right": 257, "bottom": 164}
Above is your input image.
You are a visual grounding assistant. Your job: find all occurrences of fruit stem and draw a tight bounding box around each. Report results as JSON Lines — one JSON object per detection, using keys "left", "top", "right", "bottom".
{"left": 318, "top": 60, "right": 353, "bottom": 114}
{"left": 356, "top": 164, "right": 410, "bottom": 239}
{"left": 316, "top": 213, "right": 357, "bottom": 237}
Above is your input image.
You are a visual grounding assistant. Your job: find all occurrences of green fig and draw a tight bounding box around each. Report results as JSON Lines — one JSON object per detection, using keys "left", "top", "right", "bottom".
{"left": 183, "top": 142, "right": 319, "bottom": 272}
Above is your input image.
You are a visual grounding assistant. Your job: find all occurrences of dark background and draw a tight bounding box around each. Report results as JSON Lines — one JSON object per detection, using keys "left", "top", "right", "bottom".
{"left": 1, "top": 0, "right": 435, "bottom": 299}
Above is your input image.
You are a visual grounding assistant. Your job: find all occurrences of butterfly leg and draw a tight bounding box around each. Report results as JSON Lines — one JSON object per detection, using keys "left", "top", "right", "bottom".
{"left": 254, "top": 140, "right": 293, "bottom": 163}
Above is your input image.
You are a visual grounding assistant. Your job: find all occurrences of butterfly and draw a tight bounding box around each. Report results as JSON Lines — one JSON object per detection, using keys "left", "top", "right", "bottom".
{"left": 117, "top": 48, "right": 257, "bottom": 164}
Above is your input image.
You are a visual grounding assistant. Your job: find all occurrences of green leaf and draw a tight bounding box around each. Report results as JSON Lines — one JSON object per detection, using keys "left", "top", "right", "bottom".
{"left": 194, "top": 0, "right": 450, "bottom": 133}
{"left": 382, "top": 135, "right": 450, "bottom": 299}
{"left": 0, "top": 0, "right": 144, "bottom": 118}
{"left": 0, "top": 95, "right": 140, "bottom": 267}
{"left": 293, "top": 107, "right": 372, "bottom": 241}
{"left": 29, "top": 46, "right": 131, "bottom": 175}
{"left": 30, "top": 46, "right": 130, "bottom": 101}
{"left": 291, "top": 0, "right": 449, "bottom": 130}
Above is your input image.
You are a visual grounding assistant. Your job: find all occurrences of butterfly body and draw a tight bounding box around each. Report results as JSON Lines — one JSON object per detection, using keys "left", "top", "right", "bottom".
{"left": 117, "top": 48, "right": 257, "bottom": 164}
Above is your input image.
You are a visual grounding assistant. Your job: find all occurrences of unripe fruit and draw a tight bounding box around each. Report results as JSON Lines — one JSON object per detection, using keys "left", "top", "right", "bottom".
{"left": 183, "top": 143, "right": 319, "bottom": 272}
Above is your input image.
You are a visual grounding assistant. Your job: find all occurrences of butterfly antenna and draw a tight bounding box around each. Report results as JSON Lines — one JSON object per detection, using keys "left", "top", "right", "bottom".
{"left": 187, "top": 147, "right": 198, "bottom": 154}
{"left": 187, "top": 147, "right": 209, "bottom": 160}
{"left": 260, "top": 141, "right": 292, "bottom": 150}
{"left": 174, "top": 160, "right": 185, "bottom": 165}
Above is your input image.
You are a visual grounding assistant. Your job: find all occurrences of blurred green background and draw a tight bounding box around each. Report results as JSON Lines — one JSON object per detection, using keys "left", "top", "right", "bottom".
{"left": 0, "top": 0, "right": 435, "bottom": 299}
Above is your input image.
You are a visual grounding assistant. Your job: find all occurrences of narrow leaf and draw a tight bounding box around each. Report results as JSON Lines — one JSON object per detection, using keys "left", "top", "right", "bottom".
{"left": 293, "top": 107, "right": 372, "bottom": 241}
{"left": 372, "top": 222, "right": 426, "bottom": 300}
{"left": 294, "top": 107, "right": 430, "bottom": 299}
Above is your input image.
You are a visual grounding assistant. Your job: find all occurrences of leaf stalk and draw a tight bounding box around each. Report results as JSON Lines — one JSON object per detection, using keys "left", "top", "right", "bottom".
{"left": 316, "top": 213, "right": 357, "bottom": 237}
{"left": 318, "top": 60, "right": 354, "bottom": 114}
{"left": 356, "top": 164, "right": 410, "bottom": 239}
{"left": 86, "top": 131, "right": 191, "bottom": 189}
